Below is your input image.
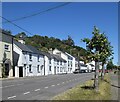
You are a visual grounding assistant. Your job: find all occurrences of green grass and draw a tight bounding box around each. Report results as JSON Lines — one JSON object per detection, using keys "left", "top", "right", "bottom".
{"left": 52, "top": 74, "right": 111, "bottom": 100}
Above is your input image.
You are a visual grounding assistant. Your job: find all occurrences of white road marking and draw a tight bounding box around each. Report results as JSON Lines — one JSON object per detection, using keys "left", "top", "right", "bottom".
{"left": 57, "top": 83, "right": 60, "bottom": 85}
{"left": 62, "top": 82, "right": 65, "bottom": 84}
{"left": 51, "top": 85, "right": 55, "bottom": 87}
{"left": 4, "top": 85, "right": 15, "bottom": 88}
{"left": 23, "top": 91, "right": 30, "bottom": 95}
{"left": 8, "top": 96, "right": 16, "bottom": 99}
{"left": 34, "top": 88, "right": 40, "bottom": 91}
{"left": 1, "top": 83, "right": 24, "bottom": 89}
{"left": 44, "top": 86, "right": 48, "bottom": 89}
{"left": 17, "top": 83, "right": 24, "bottom": 86}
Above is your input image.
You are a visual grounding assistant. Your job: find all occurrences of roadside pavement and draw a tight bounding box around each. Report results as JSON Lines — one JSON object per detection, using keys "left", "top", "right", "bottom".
{"left": 110, "top": 72, "right": 119, "bottom": 101}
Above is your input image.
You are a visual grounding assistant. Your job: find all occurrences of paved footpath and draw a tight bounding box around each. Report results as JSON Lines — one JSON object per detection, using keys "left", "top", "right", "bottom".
{"left": 110, "top": 72, "right": 120, "bottom": 101}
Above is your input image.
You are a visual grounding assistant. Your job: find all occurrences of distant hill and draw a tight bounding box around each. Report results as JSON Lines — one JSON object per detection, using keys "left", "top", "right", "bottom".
{"left": 15, "top": 32, "right": 89, "bottom": 61}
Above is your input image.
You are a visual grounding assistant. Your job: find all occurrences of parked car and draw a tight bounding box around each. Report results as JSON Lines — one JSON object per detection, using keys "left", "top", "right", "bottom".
{"left": 73, "top": 69, "right": 80, "bottom": 74}
{"left": 105, "top": 69, "right": 109, "bottom": 73}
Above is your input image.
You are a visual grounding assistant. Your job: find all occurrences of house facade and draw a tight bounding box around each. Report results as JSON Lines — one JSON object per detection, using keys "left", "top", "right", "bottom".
{"left": 13, "top": 40, "right": 45, "bottom": 77}
{"left": 13, "top": 41, "right": 67, "bottom": 77}
{"left": 42, "top": 52, "right": 67, "bottom": 75}
{"left": 0, "top": 30, "right": 13, "bottom": 78}
{"left": 65, "top": 52, "right": 75, "bottom": 73}
{"left": 52, "top": 48, "right": 68, "bottom": 73}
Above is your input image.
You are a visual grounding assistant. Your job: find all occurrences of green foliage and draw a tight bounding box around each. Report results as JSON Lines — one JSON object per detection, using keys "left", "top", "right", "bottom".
{"left": 62, "top": 35, "right": 75, "bottom": 46}
{"left": 2, "top": 64, "right": 6, "bottom": 78}
{"left": 3, "top": 29, "right": 12, "bottom": 35}
{"left": 15, "top": 32, "right": 27, "bottom": 40}
{"left": 82, "top": 26, "right": 113, "bottom": 62}
{"left": 15, "top": 33, "right": 88, "bottom": 59}
{"left": 107, "top": 60, "right": 114, "bottom": 70}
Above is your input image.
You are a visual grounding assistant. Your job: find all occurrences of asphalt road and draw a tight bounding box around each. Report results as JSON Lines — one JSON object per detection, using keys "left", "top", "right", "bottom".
{"left": 2, "top": 73, "right": 94, "bottom": 100}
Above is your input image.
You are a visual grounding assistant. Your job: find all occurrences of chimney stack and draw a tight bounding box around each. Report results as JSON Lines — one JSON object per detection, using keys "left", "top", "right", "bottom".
{"left": 48, "top": 48, "right": 53, "bottom": 54}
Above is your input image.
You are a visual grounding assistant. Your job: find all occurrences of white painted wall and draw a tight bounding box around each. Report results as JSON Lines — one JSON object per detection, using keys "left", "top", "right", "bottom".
{"left": 14, "top": 43, "right": 45, "bottom": 77}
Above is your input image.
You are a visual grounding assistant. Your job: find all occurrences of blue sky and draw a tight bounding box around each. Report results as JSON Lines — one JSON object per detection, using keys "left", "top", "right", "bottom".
{"left": 2, "top": 2, "right": 118, "bottom": 65}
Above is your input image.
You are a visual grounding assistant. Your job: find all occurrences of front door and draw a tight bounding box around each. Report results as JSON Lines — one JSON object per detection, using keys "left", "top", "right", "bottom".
{"left": 5, "top": 64, "right": 9, "bottom": 77}
{"left": 54, "top": 67, "right": 56, "bottom": 75}
{"left": 19, "top": 67, "right": 23, "bottom": 77}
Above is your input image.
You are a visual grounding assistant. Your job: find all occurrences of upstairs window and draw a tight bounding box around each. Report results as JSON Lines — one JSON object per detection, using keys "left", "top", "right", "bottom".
{"left": 38, "top": 55, "right": 40, "bottom": 62}
{"left": 29, "top": 54, "right": 32, "bottom": 61}
{"left": 49, "top": 59, "right": 51, "bottom": 64}
{"left": 57, "top": 60, "right": 59, "bottom": 65}
{"left": 4, "top": 44, "right": 9, "bottom": 51}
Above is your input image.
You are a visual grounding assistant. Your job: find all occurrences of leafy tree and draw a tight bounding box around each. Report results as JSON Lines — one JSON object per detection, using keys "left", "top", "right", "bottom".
{"left": 98, "top": 33, "right": 113, "bottom": 80}
{"left": 15, "top": 32, "right": 27, "bottom": 40}
{"left": 63, "top": 35, "right": 75, "bottom": 46}
{"left": 2, "top": 29, "right": 11, "bottom": 35}
{"left": 82, "top": 26, "right": 113, "bottom": 92}
{"left": 107, "top": 60, "right": 114, "bottom": 70}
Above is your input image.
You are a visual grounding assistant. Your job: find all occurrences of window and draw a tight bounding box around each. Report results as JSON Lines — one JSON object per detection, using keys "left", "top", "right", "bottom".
{"left": 4, "top": 44, "right": 9, "bottom": 51}
{"left": 37, "top": 65, "right": 40, "bottom": 73}
{"left": 49, "top": 66, "right": 51, "bottom": 71}
{"left": 60, "top": 61, "right": 62, "bottom": 65}
{"left": 38, "top": 55, "right": 40, "bottom": 62}
{"left": 60, "top": 67, "right": 62, "bottom": 72}
{"left": 29, "top": 54, "right": 32, "bottom": 61}
{"left": 29, "top": 65, "right": 32, "bottom": 73}
{"left": 49, "top": 59, "right": 51, "bottom": 64}
{"left": 57, "top": 67, "right": 59, "bottom": 72}
{"left": 41, "top": 65, "right": 44, "bottom": 70}
{"left": 57, "top": 60, "right": 59, "bottom": 65}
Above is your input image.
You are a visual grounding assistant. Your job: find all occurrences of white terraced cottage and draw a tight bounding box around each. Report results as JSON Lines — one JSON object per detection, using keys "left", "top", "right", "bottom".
{"left": 65, "top": 52, "right": 75, "bottom": 73}
{"left": 13, "top": 40, "right": 45, "bottom": 77}
{"left": 52, "top": 48, "right": 76, "bottom": 73}
{"left": 13, "top": 40, "right": 67, "bottom": 77}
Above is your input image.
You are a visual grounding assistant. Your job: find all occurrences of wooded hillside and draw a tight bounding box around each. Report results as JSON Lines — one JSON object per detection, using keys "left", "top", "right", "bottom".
{"left": 15, "top": 32, "right": 89, "bottom": 61}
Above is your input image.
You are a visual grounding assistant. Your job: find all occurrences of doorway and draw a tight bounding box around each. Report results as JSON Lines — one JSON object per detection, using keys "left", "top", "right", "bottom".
{"left": 54, "top": 67, "right": 56, "bottom": 75}
{"left": 19, "top": 67, "right": 23, "bottom": 77}
{"left": 5, "top": 64, "right": 9, "bottom": 77}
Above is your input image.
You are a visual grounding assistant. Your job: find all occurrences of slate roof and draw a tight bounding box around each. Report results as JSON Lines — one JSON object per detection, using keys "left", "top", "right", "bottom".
{"left": 0, "top": 28, "right": 14, "bottom": 37}
{"left": 26, "top": 45, "right": 45, "bottom": 56}
{"left": 52, "top": 54, "right": 66, "bottom": 62}
{"left": 40, "top": 51, "right": 66, "bottom": 62}
{"left": 13, "top": 51, "right": 19, "bottom": 66}
{"left": 14, "top": 40, "right": 67, "bottom": 62}
{"left": 14, "top": 40, "right": 32, "bottom": 52}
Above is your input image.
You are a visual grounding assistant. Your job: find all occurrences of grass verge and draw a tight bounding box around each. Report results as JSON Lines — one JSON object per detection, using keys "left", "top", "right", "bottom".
{"left": 52, "top": 74, "right": 111, "bottom": 100}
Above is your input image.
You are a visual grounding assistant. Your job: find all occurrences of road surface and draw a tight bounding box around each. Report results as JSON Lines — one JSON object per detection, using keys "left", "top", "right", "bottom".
{"left": 2, "top": 73, "right": 94, "bottom": 100}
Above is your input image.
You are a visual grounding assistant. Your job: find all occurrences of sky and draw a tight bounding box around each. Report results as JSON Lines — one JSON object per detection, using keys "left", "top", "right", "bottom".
{"left": 2, "top": 2, "right": 118, "bottom": 65}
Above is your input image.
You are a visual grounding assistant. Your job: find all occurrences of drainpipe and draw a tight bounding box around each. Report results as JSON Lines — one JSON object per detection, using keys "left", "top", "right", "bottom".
{"left": 12, "top": 36, "right": 14, "bottom": 77}
{"left": 44, "top": 58, "right": 45, "bottom": 76}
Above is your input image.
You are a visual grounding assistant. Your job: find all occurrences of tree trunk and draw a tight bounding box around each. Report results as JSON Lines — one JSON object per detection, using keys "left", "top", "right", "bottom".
{"left": 94, "top": 61, "right": 99, "bottom": 92}
{"left": 101, "top": 63, "right": 105, "bottom": 80}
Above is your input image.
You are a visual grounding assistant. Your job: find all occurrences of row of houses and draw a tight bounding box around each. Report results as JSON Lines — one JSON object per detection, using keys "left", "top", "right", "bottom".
{"left": 0, "top": 29, "right": 96, "bottom": 78}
